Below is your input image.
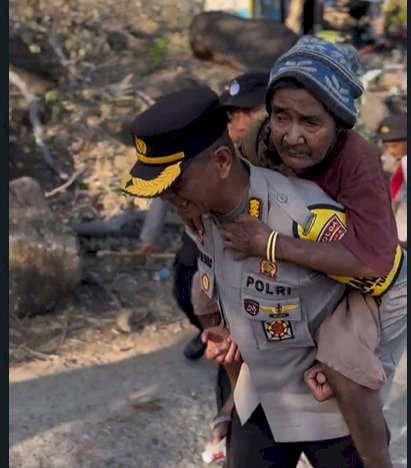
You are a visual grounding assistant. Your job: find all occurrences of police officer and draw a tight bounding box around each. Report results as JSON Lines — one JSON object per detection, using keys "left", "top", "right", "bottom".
{"left": 219, "top": 70, "right": 268, "bottom": 145}
{"left": 120, "top": 86, "right": 385, "bottom": 466}
{"left": 377, "top": 113, "right": 407, "bottom": 248}
{"left": 138, "top": 71, "right": 269, "bottom": 361}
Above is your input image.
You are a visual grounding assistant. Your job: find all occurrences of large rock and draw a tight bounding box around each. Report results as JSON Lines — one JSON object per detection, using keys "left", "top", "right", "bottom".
{"left": 9, "top": 33, "right": 63, "bottom": 83}
{"left": 9, "top": 177, "right": 81, "bottom": 318}
{"left": 189, "top": 11, "right": 299, "bottom": 70}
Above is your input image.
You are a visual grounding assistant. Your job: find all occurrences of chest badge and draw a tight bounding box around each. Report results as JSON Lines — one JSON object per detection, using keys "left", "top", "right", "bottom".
{"left": 201, "top": 273, "right": 210, "bottom": 293}
{"left": 263, "top": 320, "right": 294, "bottom": 341}
{"left": 259, "top": 259, "right": 277, "bottom": 280}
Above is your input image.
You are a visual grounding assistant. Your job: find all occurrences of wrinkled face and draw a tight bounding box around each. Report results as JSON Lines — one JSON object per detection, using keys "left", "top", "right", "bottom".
{"left": 383, "top": 140, "right": 407, "bottom": 160}
{"left": 270, "top": 87, "right": 338, "bottom": 172}
{"left": 160, "top": 148, "right": 231, "bottom": 218}
{"left": 227, "top": 106, "right": 265, "bottom": 143}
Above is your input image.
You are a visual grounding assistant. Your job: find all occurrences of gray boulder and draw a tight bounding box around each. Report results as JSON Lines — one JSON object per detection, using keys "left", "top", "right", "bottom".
{"left": 189, "top": 11, "right": 299, "bottom": 70}
{"left": 9, "top": 177, "right": 81, "bottom": 318}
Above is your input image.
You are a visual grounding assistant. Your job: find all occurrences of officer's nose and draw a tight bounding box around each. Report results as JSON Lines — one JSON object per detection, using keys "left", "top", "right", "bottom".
{"left": 283, "top": 123, "right": 305, "bottom": 146}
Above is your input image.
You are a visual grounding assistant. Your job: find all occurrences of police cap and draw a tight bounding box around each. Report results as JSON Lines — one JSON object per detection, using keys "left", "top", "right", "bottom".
{"left": 377, "top": 114, "right": 407, "bottom": 142}
{"left": 121, "top": 86, "right": 228, "bottom": 198}
{"left": 219, "top": 71, "right": 270, "bottom": 110}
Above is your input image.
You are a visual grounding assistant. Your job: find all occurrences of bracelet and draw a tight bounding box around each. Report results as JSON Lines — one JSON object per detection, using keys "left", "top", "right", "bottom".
{"left": 266, "top": 232, "right": 274, "bottom": 261}
{"left": 266, "top": 231, "right": 278, "bottom": 263}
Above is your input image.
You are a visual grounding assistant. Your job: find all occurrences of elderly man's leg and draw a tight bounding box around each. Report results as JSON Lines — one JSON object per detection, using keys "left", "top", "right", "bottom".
{"left": 322, "top": 365, "right": 392, "bottom": 468}
{"left": 314, "top": 291, "right": 393, "bottom": 467}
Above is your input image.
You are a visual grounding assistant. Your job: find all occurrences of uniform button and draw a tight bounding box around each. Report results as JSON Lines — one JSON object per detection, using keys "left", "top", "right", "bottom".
{"left": 277, "top": 194, "right": 288, "bottom": 203}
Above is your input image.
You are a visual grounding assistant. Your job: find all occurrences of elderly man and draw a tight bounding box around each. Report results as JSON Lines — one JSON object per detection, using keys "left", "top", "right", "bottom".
{"left": 206, "top": 37, "right": 406, "bottom": 467}
{"left": 120, "top": 86, "right": 405, "bottom": 467}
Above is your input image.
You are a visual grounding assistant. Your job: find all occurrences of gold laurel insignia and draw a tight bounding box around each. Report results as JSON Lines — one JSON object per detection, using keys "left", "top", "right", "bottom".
{"left": 120, "top": 163, "right": 182, "bottom": 198}
{"left": 380, "top": 126, "right": 390, "bottom": 134}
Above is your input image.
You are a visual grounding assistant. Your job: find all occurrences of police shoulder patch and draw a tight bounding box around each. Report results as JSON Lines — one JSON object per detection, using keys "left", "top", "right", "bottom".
{"left": 292, "top": 204, "right": 347, "bottom": 242}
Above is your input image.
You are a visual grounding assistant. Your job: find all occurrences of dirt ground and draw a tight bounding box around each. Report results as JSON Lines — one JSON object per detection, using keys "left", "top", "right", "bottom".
{"left": 9, "top": 312, "right": 407, "bottom": 468}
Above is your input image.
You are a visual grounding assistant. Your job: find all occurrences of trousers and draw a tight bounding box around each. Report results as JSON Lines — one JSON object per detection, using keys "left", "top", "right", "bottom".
{"left": 227, "top": 405, "right": 363, "bottom": 468}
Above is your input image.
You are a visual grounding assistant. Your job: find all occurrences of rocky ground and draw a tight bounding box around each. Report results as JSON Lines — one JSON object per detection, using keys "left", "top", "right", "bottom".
{"left": 9, "top": 1, "right": 407, "bottom": 466}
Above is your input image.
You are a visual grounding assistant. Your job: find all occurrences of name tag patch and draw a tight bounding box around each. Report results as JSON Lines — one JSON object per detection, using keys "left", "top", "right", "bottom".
{"left": 199, "top": 251, "right": 213, "bottom": 268}
{"left": 263, "top": 320, "right": 294, "bottom": 341}
{"left": 246, "top": 276, "right": 292, "bottom": 296}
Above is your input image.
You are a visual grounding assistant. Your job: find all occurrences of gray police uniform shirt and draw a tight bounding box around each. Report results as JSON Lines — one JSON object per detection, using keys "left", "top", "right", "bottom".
{"left": 193, "top": 163, "right": 351, "bottom": 443}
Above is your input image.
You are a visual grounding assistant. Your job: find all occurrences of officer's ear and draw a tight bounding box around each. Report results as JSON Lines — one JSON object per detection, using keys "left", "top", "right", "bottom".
{"left": 211, "top": 146, "right": 233, "bottom": 179}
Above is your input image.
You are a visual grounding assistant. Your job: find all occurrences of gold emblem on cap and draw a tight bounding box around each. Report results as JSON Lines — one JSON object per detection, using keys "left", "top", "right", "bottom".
{"left": 380, "top": 126, "right": 390, "bottom": 134}
{"left": 135, "top": 138, "right": 147, "bottom": 155}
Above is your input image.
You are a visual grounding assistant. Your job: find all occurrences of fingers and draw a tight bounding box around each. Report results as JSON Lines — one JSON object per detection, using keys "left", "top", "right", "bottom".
{"left": 201, "top": 330, "right": 209, "bottom": 344}
{"left": 304, "top": 363, "right": 323, "bottom": 379}
{"left": 205, "top": 341, "right": 229, "bottom": 361}
{"left": 235, "top": 213, "right": 253, "bottom": 223}
{"left": 316, "top": 372, "right": 327, "bottom": 385}
{"left": 212, "top": 421, "right": 230, "bottom": 443}
{"left": 234, "top": 349, "right": 242, "bottom": 362}
{"left": 223, "top": 342, "right": 238, "bottom": 363}
{"left": 220, "top": 228, "right": 233, "bottom": 241}
{"left": 201, "top": 329, "right": 224, "bottom": 344}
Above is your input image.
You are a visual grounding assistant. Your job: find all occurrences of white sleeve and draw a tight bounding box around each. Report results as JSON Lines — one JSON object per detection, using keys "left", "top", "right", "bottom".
{"left": 139, "top": 197, "right": 168, "bottom": 243}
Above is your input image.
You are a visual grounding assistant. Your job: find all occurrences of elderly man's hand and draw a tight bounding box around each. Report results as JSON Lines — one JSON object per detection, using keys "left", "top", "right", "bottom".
{"left": 304, "top": 364, "right": 334, "bottom": 402}
{"left": 221, "top": 214, "right": 271, "bottom": 260}
{"left": 140, "top": 240, "right": 156, "bottom": 257}
{"left": 201, "top": 326, "right": 242, "bottom": 364}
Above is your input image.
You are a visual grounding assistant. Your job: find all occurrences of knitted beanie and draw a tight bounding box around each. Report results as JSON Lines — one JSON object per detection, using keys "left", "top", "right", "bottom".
{"left": 266, "top": 36, "right": 364, "bottom": 128}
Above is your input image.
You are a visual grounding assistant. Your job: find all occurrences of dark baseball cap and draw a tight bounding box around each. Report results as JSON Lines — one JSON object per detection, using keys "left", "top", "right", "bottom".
{"left": 219, "top": 71, "right": 270, "bottom": 110}
{"left": 377, "top": 114, "right": 407, "bottom": 142}
{"left": 120, "top": 86, "right": 229, "bottom": 198}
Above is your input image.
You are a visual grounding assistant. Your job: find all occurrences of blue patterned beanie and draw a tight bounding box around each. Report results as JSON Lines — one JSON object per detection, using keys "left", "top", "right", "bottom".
{"left": 266, "top": 36, "right": 364, "bottom": 128}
